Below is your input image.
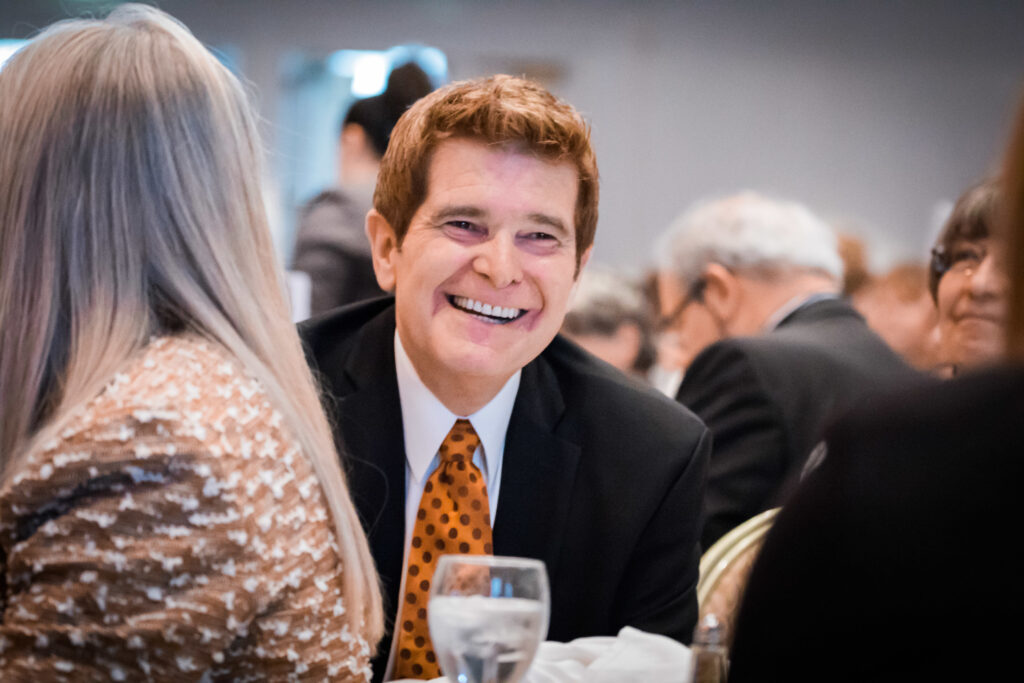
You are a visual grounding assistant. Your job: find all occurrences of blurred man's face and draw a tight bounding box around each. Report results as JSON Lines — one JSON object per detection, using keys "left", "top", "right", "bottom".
{"left": 563, "top": 323, "right": 643, "bottom": 374}
{"left": 656, "top": 273, "right": 723, "bottom": 369}
{"left": 370, "top": 138, "right": 588, "bottom": 409}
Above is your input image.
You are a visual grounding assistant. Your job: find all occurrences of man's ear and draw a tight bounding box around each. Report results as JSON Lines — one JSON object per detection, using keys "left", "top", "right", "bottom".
{"left": 574, "top": 245, "right": 594, "bottom": 280}
{"left": 365, "top": 209, "right": 399, "bottom": 292}
{"left": 701, "top": 262, "right": 742, "bottom": 329}
{"left": 567, "top": 246, "right": 594, "bottom": 306}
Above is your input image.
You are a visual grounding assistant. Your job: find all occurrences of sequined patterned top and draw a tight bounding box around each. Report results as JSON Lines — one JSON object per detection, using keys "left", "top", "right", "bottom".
{"left": 0, "top": 336, "right": 372, "bottom": 681}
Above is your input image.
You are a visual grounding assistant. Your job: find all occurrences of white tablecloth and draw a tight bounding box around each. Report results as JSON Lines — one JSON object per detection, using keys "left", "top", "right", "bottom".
{"left": 397, "top": 626, "right": 693, "bottom": 683}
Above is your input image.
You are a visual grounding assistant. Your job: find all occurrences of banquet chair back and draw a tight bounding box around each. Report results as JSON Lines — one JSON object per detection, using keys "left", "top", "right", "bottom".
{"left": 696, "top": 508, "right": 780, "bottom": 647}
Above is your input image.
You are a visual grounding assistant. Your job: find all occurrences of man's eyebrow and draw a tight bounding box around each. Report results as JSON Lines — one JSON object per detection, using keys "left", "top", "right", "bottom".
{"left": 431, "top": 206, "right": 487, "bottom": 222}
{"left": 528, "top": 213, "right": 570, "bottom": 236}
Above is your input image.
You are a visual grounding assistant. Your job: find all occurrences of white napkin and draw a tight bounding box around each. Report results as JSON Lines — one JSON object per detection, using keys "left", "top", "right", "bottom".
{"left": 411, "top": 626, "right": 692, "bottom": 683}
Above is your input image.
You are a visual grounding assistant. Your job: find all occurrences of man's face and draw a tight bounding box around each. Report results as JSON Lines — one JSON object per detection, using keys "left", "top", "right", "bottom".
{"left": 656, "top": 272, "right": 724, "bottom": 369}
{"left": 372, "top": 138, "right": 587, "bottom": 403}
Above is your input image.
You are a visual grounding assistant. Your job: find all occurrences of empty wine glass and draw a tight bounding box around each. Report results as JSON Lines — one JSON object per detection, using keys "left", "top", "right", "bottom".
{"left": 428, "top": 555, "right": 550, "bottom": 683}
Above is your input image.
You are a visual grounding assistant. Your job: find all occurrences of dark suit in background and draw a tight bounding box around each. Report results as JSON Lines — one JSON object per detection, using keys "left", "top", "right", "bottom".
{"left": 728, "top": 364, "right": 1023, "bottom": 682}
{"left": 301, "top": 298, "right": 710, "bottom": 680}
{"left": 291, "top": 189, "right": 383, "bottom": 316}
{"left": 675, "top": 297, "right": 919, "bottom": 549}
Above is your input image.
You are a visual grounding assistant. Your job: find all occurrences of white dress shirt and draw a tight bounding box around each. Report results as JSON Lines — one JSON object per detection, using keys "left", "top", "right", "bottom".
{"left": 385, "top": 331, "right": 521, "bottom": 679}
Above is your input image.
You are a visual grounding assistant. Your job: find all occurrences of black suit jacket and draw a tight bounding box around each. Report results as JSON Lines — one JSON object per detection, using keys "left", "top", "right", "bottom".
{"left": 729, "top": 364, "right": 1021, "bottom": 682}
{"left": 301, "top": 298, "right": 710, "bottom": 681}
{"left": 675, "top": 298, "right": 919, "bottom": 549}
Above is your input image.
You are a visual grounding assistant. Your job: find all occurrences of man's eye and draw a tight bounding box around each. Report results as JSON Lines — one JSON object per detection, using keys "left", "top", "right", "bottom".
{"left": 517, "top": 231, "right": 566, "bottom": 253}
{"left": 443, "top": 221, "right": 486, "bottom": 238}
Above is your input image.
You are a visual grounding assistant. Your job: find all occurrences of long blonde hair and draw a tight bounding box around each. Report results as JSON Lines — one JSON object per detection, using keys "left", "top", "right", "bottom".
{"left": 0, "top": 5, "right": 382, "bottom": 641}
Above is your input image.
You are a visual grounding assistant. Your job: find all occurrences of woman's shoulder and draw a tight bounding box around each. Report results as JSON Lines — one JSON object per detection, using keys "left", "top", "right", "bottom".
{"left": 0, "top": 336, "right": 366, "bottom": 680}
{"left": 832, "top": 363, "right": 1024, "bottom": 438}
{"left": 3, "top": 334, "right": 331, "bottom": 569}
{"left": 57, "top": 335, "right": 281, "bottom": 449}
{"left": 6, "top": 335, "right": 306, "bottom": 516}
{"left": 91, "top": 334, "right": 264, "bottom": 412}
{"left": 821, "top": 363, "right": 1024, "bottom": 487}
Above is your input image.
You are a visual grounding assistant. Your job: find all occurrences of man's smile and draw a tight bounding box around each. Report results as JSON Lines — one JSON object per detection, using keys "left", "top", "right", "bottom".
{"left": 447, "top": 295, "right": 528, "bottom": 324}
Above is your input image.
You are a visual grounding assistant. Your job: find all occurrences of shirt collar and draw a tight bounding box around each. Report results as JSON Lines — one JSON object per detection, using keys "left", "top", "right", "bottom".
{"left": 762, "top": 292, "right": 840, "bottom": 332}
{"left": 394, "top": 331, "right": 520, "bottom": 485}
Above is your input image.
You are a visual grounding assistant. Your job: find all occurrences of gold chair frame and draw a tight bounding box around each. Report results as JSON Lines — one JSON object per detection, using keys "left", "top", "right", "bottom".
{"left": 696, "top": 507, "right": 780, "bottom": 643}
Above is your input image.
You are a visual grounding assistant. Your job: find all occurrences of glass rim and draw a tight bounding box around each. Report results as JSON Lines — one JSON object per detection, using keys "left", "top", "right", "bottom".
{"left": 434, "top": 554, "right": 546, "bottom": 570}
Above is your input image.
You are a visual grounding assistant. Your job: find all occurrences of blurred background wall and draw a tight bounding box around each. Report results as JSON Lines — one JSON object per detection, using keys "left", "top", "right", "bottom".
{"left": 3, "top": 0, "right": 1023, "bottom": 274}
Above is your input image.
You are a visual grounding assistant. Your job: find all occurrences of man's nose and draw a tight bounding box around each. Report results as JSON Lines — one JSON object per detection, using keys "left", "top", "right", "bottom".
{"left": 473, "top": 234, "right": 523, "bottom": 288}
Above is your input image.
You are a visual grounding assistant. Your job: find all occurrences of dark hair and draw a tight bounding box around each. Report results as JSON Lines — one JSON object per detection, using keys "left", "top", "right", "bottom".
{"left": 928, "top": 178, "right": 1002, "bottom": 301}
{"left": 342, "top": 61, "right": 433, "bottom": 158}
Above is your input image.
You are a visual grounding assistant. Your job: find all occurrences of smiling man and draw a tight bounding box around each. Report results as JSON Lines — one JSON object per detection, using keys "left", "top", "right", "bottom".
{"left": 300, "top": 75, "right": 709, "bottom": 682}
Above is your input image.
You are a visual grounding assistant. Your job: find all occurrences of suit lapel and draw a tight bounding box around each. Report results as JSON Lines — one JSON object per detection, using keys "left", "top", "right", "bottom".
{"left": 332, "top": 309, "right": 407, "bottom": 627}
{"left": 493, "top": 354, "right": 580, "bottom": 581}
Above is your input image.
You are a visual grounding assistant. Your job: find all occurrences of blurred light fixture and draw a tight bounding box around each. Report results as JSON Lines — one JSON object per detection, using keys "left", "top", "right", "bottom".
{"left": 0, "top": 39, "right": 28, "bottom": 71}
{"left": 327, "top": 45, "right": 448, "bottom": 98}
{"left": 327, "top": 50, "right": 389, "bottom": 97}
{"left": 386, "top": 44, "right": 448, "bottom": 80}
{"left": 349, "top": 53, "right": 389, "bottom": 97}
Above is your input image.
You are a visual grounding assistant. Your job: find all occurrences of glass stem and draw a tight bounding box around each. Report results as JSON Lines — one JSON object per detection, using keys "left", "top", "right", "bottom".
{"left": 482, "top": 643, "right": 500, "bottom": 683}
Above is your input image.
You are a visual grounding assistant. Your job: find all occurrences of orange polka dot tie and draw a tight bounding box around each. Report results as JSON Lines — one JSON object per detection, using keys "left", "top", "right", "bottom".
{"left": 394, "top": 419, "right": 494, "bottom": 679}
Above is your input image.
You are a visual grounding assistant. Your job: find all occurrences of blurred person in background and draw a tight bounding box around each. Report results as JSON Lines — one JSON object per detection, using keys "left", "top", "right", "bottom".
{"left": 728, "top": 106, "right": 1024, "bottom": 683}
{"left": 292, "top": 62, "right": 433, "bottom": 316}
{"left": 656, "top": 192, "right": 918, "bottom": 549}
{"left": 641, "top": 270, "right": 690, "bottom": 396}
{"left": 836, "top": 231, "right": 871, "bottom": 297}
{"left": 852, "top": 262, "right": 940, "bottom": 370}
{"left": 0, "top": 5, "right": 381, "bottom": 679}
{"left": 928, "top": 178, "right": 1009, "bottom": 376}
{"left": 560, "top": 264, "right": 656, "bottom": 380}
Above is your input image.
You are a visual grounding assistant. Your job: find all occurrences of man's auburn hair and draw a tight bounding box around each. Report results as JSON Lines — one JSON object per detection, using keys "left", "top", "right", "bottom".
{"left": 373, "top": 74, "right": 599, "bottom": 268}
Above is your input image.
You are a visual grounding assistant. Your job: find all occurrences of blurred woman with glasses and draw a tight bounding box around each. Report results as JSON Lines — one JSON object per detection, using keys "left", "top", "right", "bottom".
{"left": 928, "top": 179, "right": 1009, "bottom": 375}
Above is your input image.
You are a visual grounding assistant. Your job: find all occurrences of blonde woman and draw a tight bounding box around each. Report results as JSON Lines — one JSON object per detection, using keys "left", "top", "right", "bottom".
{"left": 0, "top": 5, "right": 381, "bottom": 680}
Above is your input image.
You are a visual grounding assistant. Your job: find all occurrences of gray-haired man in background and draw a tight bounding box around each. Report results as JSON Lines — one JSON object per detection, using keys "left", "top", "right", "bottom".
{"left": 655, "top": 192, "right": 920, "bottom": 549}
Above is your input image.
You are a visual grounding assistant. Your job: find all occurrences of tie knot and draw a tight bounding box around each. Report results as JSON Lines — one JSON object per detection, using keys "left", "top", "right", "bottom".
{"left": 439, "top": 418, "right": 480, "bottom": 464}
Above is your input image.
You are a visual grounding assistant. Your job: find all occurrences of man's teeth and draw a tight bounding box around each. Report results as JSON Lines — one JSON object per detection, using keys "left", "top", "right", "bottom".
{"left": 451, "top": 296, "right": 522, "bottom": 320}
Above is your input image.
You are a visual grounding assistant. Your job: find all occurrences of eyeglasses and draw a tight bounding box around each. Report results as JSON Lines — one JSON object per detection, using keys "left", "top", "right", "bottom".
{"left": 930, "top": 241, "right": 988, "bottom": 279}
{"left": 656, "top": 278, "right": 707, "bottom": 331}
